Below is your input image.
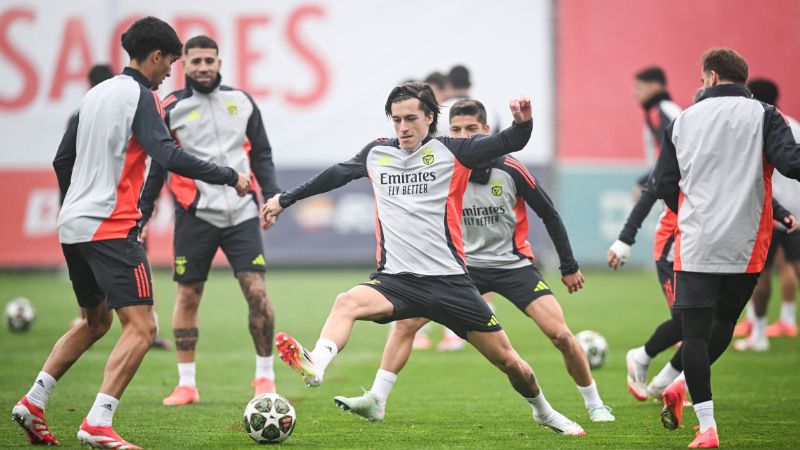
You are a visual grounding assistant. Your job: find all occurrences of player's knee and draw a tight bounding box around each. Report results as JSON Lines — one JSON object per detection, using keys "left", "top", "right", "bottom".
{"left": 332, "top": 292, "right": 359, "bottom": 314}
{"left": 244, "top": 285, "right": 267, "bottom": 307}
{"left": 494, "top": 352, "right": 526, "bottom": 376}
{"left": 126, "top": 314, "right": 157, "bottom": 343}
{"left": 177, "top": 284, "right": 203, "bottom": 310}
{"left": 548, "top": 328, "right": 574, "bottom": 352}
{"left": 395, "top": 318, "right": 426, "bottom": 336}
{"left": 86, "top": 314, "right": 113, "bottom": 339}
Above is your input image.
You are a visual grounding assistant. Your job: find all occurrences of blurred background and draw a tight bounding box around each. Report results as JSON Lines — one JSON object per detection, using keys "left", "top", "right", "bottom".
{"left": 0, "top": 0, "right": 798, "bottom": 270}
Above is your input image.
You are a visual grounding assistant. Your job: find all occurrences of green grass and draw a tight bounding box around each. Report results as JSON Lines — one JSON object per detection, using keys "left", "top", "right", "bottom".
{"left": 1, "top": 268, "right": 798, "bottom": 448}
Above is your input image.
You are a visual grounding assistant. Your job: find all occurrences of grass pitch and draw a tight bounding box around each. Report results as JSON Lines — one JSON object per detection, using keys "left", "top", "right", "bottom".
{"left": 1, "top": 268, "right": 798, "bottom": 448}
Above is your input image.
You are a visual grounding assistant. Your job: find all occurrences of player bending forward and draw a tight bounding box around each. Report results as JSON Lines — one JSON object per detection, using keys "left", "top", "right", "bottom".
{"left": 334, "top": 99, "right": 614, "bottom": 423}
{"left": 263, "top": 83, "right": 586, "bottom": 435}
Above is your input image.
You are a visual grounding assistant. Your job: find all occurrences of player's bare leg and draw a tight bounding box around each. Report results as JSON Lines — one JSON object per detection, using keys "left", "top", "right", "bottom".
{"left": 277, "top": 285, "right": 394, "bottom": 386}
{"left": 237, "top": 271, "right": 277, "bottom": 394}
{"left": 467, "top": 329, "right": 585, "bottom": 435}
{"left": 100, "top": 305, "right": 156, "bottom": 398}
{"left": 767, "top": 254, "right": 799, "bottom": 337}
{"left": 525, "top": 295, "right": 613, "bottom": 421}
{"left": 163, "top": 282, "right": 204, "bottom": 405}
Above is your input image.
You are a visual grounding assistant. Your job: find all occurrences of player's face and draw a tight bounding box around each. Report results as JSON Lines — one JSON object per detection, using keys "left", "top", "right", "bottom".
{"left": 391, "top": 99, "right": 434, "bottom": 151}
{"left": 184, "top": 48, "right": 221, "bottom": 87}
{"left": 151, "top": 51, "right": 179, "bottom": 89}
{"left": 449, "top": 115, "right": 490, "bottom": 138}
{"left": 634, "top": 80, "right": 661, "bottom": 105}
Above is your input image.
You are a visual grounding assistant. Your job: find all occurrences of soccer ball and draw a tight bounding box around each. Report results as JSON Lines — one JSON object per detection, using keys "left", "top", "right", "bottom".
{"left": 576, "top": 330, "right": 608, "bottom": 369}
{"left": 5, "top": 297, "right": 35, "bottom": 333}
{"left": 243, "top": 393, "right": 296, "bottom": 444}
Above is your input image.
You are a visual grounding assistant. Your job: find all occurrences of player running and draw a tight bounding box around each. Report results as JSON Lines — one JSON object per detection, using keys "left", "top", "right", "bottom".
{"left": 263, "top": 83, "right": 587, "bottom": 435}
{"left": 333, "top": 99, "right": 613, "bottom": 423}
{"left": 139, "top": 35, "right": 281, "bottom": 404}
{"left": 11, "top": 17, "right": 250, "bottom": 449}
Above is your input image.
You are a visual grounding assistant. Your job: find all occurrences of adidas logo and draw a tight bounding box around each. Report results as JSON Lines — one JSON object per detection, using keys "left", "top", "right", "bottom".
{"left": 36, "top": 379, "right": 45, "bottom": 388}
{"left": 534, "top": 281, "right": 549, "bottom": 292}
{"left": 252, "top": 254, "right": 266, "bottom": 266}
{"left": 323, "top": 345, "right": 334, "bottom": 354}
{"left": 486, "top": 315, "right": 499, "bottom": 327}
{"left": 101, "top": 403, "right": 113, "bottom": 411}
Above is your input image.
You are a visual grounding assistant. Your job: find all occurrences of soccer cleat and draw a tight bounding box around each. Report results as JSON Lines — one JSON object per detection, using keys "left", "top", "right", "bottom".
{"left": 11, "top": 396, "right": 60, "bottom": 446}
{"left": 161, "top": 385, "right": 200, "bottom": 406}
{"left": 732, "top": 319, "right": 752, "bottom": 337}
{"left": 149, "top": 334, "right": 172, "bottom": 350}
{"left": 625, "top": 348, "right": 648, "bottom": 401}
{"left": 436, "top": 335, "right": 465, "bottom": 352}
{"left": 77, "top": 418, "right": 140, "bottom": 449}
{"left": 660, "top": 378, "right": 686, "bottom": 430}
{"left": 688, "top": 427, "right": 719, "bottom": 448}
{"left": 533, "top": 410, "right": 586, "bottom": 436}
{"left": 587, "top": 405, "right": 615, "bottom": 422}
{"left": 765, "top": 320, "right": 798, "bottom": 338}
{"left": 275, "top": 332, "right": 323, "bottom": 387}
{"left": 732, "top": 336, "right": 769, "bottom": 352}
{"left": 252, "top": 377, "right": 276, "bottom": 396}
{"left": 412, "top": 332, "right": 432, "bottom": 350}
{"left": 333, "top": 390, "right": 385, "bottom": 421}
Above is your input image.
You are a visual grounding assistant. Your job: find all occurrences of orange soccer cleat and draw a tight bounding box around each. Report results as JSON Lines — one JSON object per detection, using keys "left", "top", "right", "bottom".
{"left": 660, "top": 378, "right": 686, "bottom": 430}
{"left": 252, "top": 377, "right": 276, "bottom": 396}
{"left": 765, "top": 320, "right": 798, "bottom": 338}
{"left": 77, "top": 418, "right": 141, "bottom": 449}
{"left": 688, "top": 427, "right": 719, "bottom": 448}
{"left": 162, "top": 385, "right": 200, "bottom": 406}
{"left": 732, "top": 319, "right": 752, "bottom": 337}
{"left": 11, "top": 396, "right": 60, "bottom": 446}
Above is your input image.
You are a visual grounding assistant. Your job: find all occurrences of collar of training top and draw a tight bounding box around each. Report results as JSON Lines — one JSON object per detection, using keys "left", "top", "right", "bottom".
{"left": 122, "top": 67, "right": 152, "bottom": 89}
{"left": 642, "top": 90, "right": 671, "bottom": 110}
{"left": 697, "top": 83, "right": 752, "bottom": 102}
{"left": 186, "top": 73, "right": 222, "bottom": 94}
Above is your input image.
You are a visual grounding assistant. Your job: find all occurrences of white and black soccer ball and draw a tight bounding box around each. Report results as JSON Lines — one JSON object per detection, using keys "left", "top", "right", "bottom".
{"left": 243, "top": 393, "right": 296, "bottom": 444}
{"left": 576, "top": 330, "right": 608, "bottom": 369}
{"left": 5, "top": 297, "right": 35, "bottom": 333}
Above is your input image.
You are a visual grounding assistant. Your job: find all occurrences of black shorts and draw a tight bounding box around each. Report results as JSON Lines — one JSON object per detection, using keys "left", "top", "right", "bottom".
{"left": 361, "top": 272, "right": 502, "bottom": 339}
{"left": 673, "top": 271, "right": 758, "bottom": 320}
{"left": 655, "top": 259, "right": 676, "bottom": 309}
{"left": 173, "top": 212, "right": 266, "bottom": 283}
{"left": 765, "top": 228, "right": 800, "bottom": 268}
{"left": 467, "top": 264, "right": 553, "bottom": 311}
{"left": 61, "top": 234, "right": 154, "bottom": 310}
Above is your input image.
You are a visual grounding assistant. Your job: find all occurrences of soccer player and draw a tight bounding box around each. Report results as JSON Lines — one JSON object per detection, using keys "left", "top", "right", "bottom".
{"left": 139, "top": 35, "right": 281, "bottom": 404}
{"left": 263, "top": 83, "right": 586, "bottom": 435}
{"left": 10, "top": 17, "right": 250, "bottom": 448}
{"left": 633, "top": 67, "right": 681, "bottom": 183}
{"left": 650, "top": 48, "right": 800, "bottom": 448}
{"left": 733, "top": 78, "right": 800, "bottom": 351}
{"left": 333, "top": 98, "right": 614, "bottom": 423}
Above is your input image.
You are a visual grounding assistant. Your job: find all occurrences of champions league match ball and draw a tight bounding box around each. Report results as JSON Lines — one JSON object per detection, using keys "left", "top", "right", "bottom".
{"left": 243, "top": 393, "right": 296, "bottom": 444}
{"left": 5, "top": 297, "right": 36, "bottom": 333}
{"left": 576, "top": 330, "right": 608, "bottom": 369}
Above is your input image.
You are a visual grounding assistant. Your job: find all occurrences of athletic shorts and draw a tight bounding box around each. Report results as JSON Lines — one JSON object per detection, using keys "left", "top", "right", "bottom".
{"left": 173, "top": 211, "right": 266, "bottom": 283}
{"left": 655, "top": 259, "right": 676, "bottom": 309}
{"left": 467, "top": 264, "right": 553, "bottom": 311}
{"left": 673, "top": 271, "right": 758, "bottom": 320}
{"left": 361, "top": 272, "right": 502, "bottom": 339}
{"left": 765, "top": 228, "right": 800, "bottom": 268}
{"left": 61, "top": 233, "right": 154, "bottom": 310}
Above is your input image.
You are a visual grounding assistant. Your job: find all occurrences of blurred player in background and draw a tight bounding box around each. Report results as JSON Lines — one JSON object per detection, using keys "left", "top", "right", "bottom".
{"left": 733, "top": 78, "right": 800, "bottom": 351}
{"left": 139, "top": 35, "right": 281, "bottom": 404}
{"left": 264, "top": 83, "right": 587, "bottom": 435}
{"left": 11, "top": 17, "right": 249, "bottom": 448}
{"left": 651, "top": 48, "right": 800, "bottom": 448}
{"left": 334, "top": 99, "right": 614, "bottom": 423}
{"left": 424, "top": 71, "right": 450, "bottom": 104}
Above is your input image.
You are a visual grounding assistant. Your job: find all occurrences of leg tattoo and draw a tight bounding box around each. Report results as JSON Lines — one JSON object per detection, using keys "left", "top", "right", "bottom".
{"left": 237, "top": 272, "right": 275, "bottom": 357}
{"left": 173, "top": 327, "right": 198, "bottom": 352}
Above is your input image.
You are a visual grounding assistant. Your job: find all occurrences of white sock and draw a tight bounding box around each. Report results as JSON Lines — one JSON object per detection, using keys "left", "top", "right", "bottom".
{"left": 651, "top": 362, "right": 681, "bottom": 387}
{"left": 745, "top": 302, "right": 756, "bottom": 322}
{"left": 752, "top": 315, "right": 767, "bottom": 341}
{"left": 632, "top": 346, "right": 652, "bottom": 366}
{"left": 25, "top": 371, "right": 56, "bottom": 410}
{"left": 693, "top": 400, "right": 716, "bottom": 432}
{"left": 781, "top": 301, "right": 797, "bottom": 325}
{"left": 443, "top": 327, "right": 460, "bottom": 340}
{"left": 576, "top": 380, "right": 603, "bottom": 409}
{"left": 255, "top": 356, "right": 275, "bottom": 380}
{"left": 370, "top": 369, "right": 397, "bottom": 404}
{"left": 86, "top": 393, "right": 119, "bottom": 427}
{"left": 525, "top": 391, "right": 554, "bottom": 419}
{"left": 178, "top": 362, "right": 196, "bottom": 387}
{"left": 310, "top": 338, "right": 338, "bottom": 372}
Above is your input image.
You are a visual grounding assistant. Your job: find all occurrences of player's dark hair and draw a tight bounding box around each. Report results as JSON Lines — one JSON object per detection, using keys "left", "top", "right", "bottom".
{"left": 701, "top": 48, "right": 748, "bottom": 84}
{"left": 385, "top": 82, "right": 440, "bottom": 136}
{"left": 424, "top": 71, "right": 447, "bottom": 90}
{"left": 450, "top": 99, "right": 487, "bottom": 126}
{"left": 121, "top": 17, "right": 182, "bottom": 63}
{"left": 88, "top": 64, "right": 113, "bottom": 88}
{"left": 448, "top": 65, "right": 471, "bottom": 90}
{"left": 184, "top": 35, "right": 219, "bottom": 54}
{"left": 635, "top": 66, "right": 666, "bottom": 85}
{"left": 747, "top": 78, "right": 778, "bottom": 106}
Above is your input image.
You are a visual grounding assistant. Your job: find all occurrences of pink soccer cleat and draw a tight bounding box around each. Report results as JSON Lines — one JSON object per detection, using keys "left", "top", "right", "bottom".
{"left": 162, "top": 386, "right": 200, "bottom": 406}
{"left": 660, "top": 378, "right": 687, "bottom": 430}
{"left": 765, "top": 320, "right": 798, "bottom": 338}
{"left": 77, "top": 418, "right": 140, "bottom": 449}
{"left": 11, "top": 396, "right": 60, "bottom": 446}
{"left": 688, "top": 427, "right": 719, "bottom": 448}
{"left": 252, "top": 377, "right": 276, "bottom": 396}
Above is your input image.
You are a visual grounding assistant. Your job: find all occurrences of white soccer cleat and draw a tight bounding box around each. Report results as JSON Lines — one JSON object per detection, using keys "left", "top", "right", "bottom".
{"left": 587, "top": 405, "right": 615, "bottom": 422}
{"left": 732, "top": 336, "right": 769, "bottom": 352}
{"left": 275, "top": 332, "right": 324, "bottom": 387}
{"left": 534, "top": 410, "right": 586, "bottom": 436}
{"left": 333, "top": 390, "right": 385, "bottom": 421}
{"left": 626, "top": 348, "right": 649, "bottom": 401}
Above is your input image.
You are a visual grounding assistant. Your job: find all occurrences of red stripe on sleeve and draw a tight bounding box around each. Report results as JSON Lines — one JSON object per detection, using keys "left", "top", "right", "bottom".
{"left": 504, "top": 159, "right": 536, "bottom": 190}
